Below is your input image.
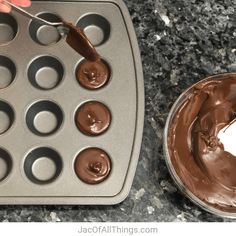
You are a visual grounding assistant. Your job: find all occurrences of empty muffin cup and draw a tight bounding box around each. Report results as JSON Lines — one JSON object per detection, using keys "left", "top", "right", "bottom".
{"left": 75, "top": 101, "right": 111, "bottom": 136}
{"left": 24, "top": 147, "right": 62, "bottom": 184}
{"left": 74, "top": 147, "right": 111, "bottom": 184}
{"left": 26, "top": 100, "right": 63, "bottom": 136}
{"left": 77, "top": 14, "right": 110, "bottom": 46}
{"left": 29, "top": 13, "right": 62, "bottom": 46}
{"left": 0, "top": 148, "right": 12, "bottom": 182}
{"left": 0, "top": 100, "right": 14, "bottom": 134}
{"left": 0, "top": 13, "right": 18, "bottom": 45}
{"left": 28, "top": 56, "right": 64, "bottom": 90}
{"left": 0, "top": 55, "right": 16, "bottom": 89}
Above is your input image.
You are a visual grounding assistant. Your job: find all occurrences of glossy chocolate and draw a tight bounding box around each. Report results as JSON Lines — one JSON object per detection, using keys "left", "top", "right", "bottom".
{"left": 74, "top": 148, "right": 111, "bottom": 184}
{"left": 63, "top": 21, "right": 100, "bottom": 61}
{"left": 76, "top": 60, "right": 110, "bottom": 90}
{"left": 168, "top": 73, "right": 236, "bottom": 213}
{"left": 75, "top": 101, "right": 111, "bottom": 136}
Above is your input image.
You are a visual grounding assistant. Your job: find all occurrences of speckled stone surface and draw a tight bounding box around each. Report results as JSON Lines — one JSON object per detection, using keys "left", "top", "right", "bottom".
{"left": 1, "top": 0, "right": 236, "bottom": 222}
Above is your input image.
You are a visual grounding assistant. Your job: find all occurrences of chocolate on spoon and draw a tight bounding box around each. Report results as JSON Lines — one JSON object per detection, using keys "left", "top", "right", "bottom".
{"left": 5, "top": 1, "right": 100, "bottom": 62}
{"left": 62, "top": 21, "right": 100, "bottom": 62}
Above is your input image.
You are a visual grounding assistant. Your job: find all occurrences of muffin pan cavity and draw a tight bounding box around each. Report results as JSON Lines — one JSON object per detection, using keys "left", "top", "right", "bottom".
{"left": 24, "top": 147, "right": 62, "bottom": 184}
{"left": 29, "top": 12, "right": 62, "bottom": 46}
{"left": 0, "top": 148, "right": 12, "bottom": 182}
{"left": 0, "top": 13, "right": 18, "bottom": 45}
{"left": 76, "top": 59, "right": 110, "bottom": 90}
{"left": 26, "top": 100, "right": 63, "bottom": 136}
{"left": 74, "top": 148, "right": 111, "bottom": 184}
{"left": 77, "top": 14, "right": 110, "bottom": 46}
{"left": 0, "top": 55, "right": 16, "bottom": 89}
{"left": 75, "top": 101, "right": 111, "bottom": 136}
{"left": 28, "top": 55, "right": 64, "bottom": 90}
{"left": 0, "top": 100, "right": 14, "bottom": 134}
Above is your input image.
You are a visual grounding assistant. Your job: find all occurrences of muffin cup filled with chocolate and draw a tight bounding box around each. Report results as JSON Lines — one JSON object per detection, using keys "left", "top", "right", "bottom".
{"left": 76, "top": 59, "right": 110, "bottom": 90}
{"left": 75, "top": 101, "right": 111, "bottom": 136}
{"left": 164, "top": 73, "right": 236, "bottom": 218}
{"left": 74, "top": 147, "right": 111, "bottom": 184}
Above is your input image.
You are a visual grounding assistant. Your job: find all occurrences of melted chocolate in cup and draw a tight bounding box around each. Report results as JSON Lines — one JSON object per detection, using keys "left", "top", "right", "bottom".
{"left": 166, "top": 73, "right": 236, "bottom": 215}
{"left": 74, "top": 148, "right": 111, "bottom": 184}
{"left": 75, "top": 101, "right": 111, "bottom": 136}
{"left": 76, "top": 60, "right": 110, "bottom": 90}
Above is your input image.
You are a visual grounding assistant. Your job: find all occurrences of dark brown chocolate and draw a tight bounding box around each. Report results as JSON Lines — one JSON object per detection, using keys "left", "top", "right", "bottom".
{"left": 75, "top": 101, "right": 111, "bottom": 136}
{"left": 63, "top": 21, "right": 100, "bottom": 62}
{"left": 74, "top": 148, "right": 111, "bottom": 184}
{"left": 168, "top": 73, "right": 236, "bottom": 213}
{"left": 76, "top": 60, "right": 110, "bottom": 90}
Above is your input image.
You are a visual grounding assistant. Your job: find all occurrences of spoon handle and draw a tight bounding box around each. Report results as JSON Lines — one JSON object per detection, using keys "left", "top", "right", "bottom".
{"left": 3, "top": 0, "right": 63, "bottom": 26}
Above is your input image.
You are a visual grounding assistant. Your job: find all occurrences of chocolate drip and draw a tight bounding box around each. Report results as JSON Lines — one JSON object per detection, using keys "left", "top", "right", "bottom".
{"left": 63, "top": 21, "right": 100, "bottom": 61}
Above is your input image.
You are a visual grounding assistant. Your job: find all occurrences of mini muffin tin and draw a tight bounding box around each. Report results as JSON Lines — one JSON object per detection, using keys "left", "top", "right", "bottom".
{"left": 0, "top": 0, "right": 144, "bottom": 204}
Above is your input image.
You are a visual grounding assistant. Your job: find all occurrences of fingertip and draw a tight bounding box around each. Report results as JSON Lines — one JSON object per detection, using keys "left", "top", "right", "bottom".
{"left": 12, "top": 0, "right": 31, "bottom": 7}
{"left": 21, "top": 0, "right": 31, "bottom": 7}
{"left": 0, "top": 4, "right": 11, "bottom": 13}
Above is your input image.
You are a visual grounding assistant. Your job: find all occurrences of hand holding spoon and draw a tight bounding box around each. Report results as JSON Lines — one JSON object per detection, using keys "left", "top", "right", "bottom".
{"left": 3, "top": 0, "right": 100, "bottom": 61}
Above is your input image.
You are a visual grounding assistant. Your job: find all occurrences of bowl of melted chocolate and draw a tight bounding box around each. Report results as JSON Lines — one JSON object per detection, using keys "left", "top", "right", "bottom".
{"left": 164, "top": 73, "right": 236, "bottom": 217}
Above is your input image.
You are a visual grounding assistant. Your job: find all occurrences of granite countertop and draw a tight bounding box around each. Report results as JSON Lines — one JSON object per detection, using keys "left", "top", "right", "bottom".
{"left": 1, "top": 0, "right": 236, "bottom": 222}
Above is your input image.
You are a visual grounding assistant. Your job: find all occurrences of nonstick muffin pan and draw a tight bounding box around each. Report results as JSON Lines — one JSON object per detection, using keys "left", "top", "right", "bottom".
{"left": 0, "top": 0, "right": 144, "bottom": 204}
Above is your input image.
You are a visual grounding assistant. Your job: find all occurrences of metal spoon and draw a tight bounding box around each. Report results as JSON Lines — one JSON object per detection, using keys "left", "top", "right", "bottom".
{"left": 3, "top": 0, "right": 99, "bottom": 61}
{"left": 3, "top": 0, "right": 64, "bottom": 27}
